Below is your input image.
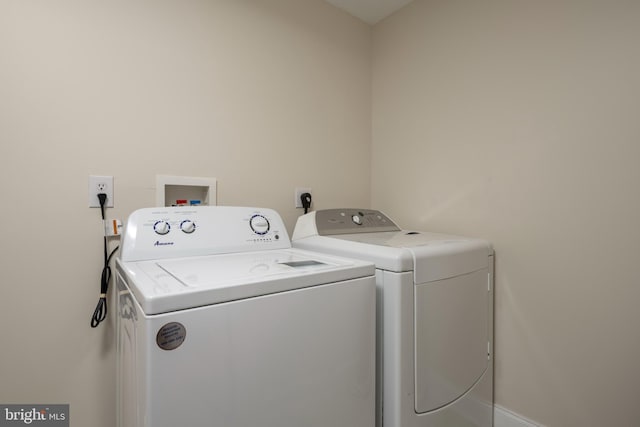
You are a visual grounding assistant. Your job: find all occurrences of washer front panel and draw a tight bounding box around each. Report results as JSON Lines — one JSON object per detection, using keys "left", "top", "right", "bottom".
{"left": 117, "top": 275, "right": 376, "bottom": 427}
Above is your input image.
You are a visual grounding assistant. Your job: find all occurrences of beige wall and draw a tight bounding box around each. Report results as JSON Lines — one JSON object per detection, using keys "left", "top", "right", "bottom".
{"left": 4, "top": 0, "right": 640, "bottom": 426}
{"left": 372, "top": 0, "right": 640, "bottom": 426}
{"left": 0, "top": 1, "right": 370, "bottom": 425}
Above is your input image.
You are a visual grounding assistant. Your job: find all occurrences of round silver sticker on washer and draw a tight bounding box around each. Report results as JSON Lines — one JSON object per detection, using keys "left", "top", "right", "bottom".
{"left": 156, "top": 322, "right": 186, "bottom": 350}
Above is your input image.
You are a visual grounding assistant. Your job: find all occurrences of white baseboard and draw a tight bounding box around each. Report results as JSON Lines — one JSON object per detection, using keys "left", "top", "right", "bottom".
{"left": 494, "top": 405, "right": 543, "bottom": 427}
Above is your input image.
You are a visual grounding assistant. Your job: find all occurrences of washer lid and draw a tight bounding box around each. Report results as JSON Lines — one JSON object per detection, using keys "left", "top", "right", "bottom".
{"left": 116, "top": 248, "right": 374, "bottom": 314}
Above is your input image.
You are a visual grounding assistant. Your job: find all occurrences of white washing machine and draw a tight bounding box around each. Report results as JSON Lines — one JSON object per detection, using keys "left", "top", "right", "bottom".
{"left": 293, "top": 209, "right": 494, "bottom": 427}
{"left": 116, "top": 206, "right": 376, "bottom": 427}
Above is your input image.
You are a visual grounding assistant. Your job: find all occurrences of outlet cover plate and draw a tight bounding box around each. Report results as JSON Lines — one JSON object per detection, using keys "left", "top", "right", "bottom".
{"left": 89, "top": 175, "right": 114, "bottom": 208}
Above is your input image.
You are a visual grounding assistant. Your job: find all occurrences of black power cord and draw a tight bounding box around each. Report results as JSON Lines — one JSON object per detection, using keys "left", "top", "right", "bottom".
{"left": 91, "top": 193, "right": 119, "bottom": 328}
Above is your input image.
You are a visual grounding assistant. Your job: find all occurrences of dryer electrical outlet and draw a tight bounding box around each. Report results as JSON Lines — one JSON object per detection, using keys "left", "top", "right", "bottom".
{"left": 89, "top": 175, "right": 114, "bottom": 208}
{"left": 295, "top": 187, "right": 312, "bottom": 208}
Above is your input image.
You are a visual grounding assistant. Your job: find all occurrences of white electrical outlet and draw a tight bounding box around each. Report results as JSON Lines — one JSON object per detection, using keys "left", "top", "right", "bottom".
{"left": 295, "top": 187, "right": 312, "bottom": 208}
{"left": 89, "top": 175, "right": 114, "bottom": 208}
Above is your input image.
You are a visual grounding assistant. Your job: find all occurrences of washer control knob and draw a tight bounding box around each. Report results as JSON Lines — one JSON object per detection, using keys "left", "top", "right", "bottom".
{"left": 153, "top": 220, "right": 170, "bottom": 235}
{"left": 250, "top": 215, "right": 270, "bottom": 235}
{"left": 352, "top": 215, "right": 363, "bottom": 225}
{"left": 180, "top": 220, "right": 196, "bottom": 234}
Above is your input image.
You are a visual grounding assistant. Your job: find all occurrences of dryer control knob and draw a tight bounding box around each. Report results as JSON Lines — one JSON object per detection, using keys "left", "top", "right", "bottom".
{"left": 250, "top": 215, "right": 270, "bottom": 235}
{"left": 180, "top": 220, "right": 196, "bottom": 234}
{"left": 153, "top": 220, "right": 170, "bottom": 235}
{"left": 352, "top": 215, "right": 363, "bottom": 225}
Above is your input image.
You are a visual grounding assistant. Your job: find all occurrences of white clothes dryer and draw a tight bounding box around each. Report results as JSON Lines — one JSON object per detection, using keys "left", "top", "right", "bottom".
{"left": 293, "top": 209, "right": 494, "bottom": 427}
{"left": 116, "top": 206, "right": 376, "bottom": 427}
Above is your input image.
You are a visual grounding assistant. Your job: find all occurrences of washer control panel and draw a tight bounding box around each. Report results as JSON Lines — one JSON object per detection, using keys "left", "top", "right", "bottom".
{"left": 121, "top": 206, "right": 290, "bottom": 261}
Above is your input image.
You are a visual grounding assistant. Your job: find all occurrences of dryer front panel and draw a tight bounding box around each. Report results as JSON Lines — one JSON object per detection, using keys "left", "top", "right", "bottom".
{"left": 414, "top": 268, "right": 489, "bottom": 413}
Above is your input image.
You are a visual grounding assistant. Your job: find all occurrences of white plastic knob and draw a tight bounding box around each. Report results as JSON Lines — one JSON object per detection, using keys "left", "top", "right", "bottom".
{"left": 154, "top": 221, "right": 170, "bottom": 235}
{"left": 180, "top": 220, "right": 196, "bottom": 234}
{"left": 250, "top": 215, "right": 270, "bottom": 235}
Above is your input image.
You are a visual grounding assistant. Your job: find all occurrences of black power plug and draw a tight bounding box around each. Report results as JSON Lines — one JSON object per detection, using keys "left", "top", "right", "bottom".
{"left": 300, "top": 192, "right": 312, "bottom": 214}
{"left": 97, "top": 193, "right": 108, "bottom": 220}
